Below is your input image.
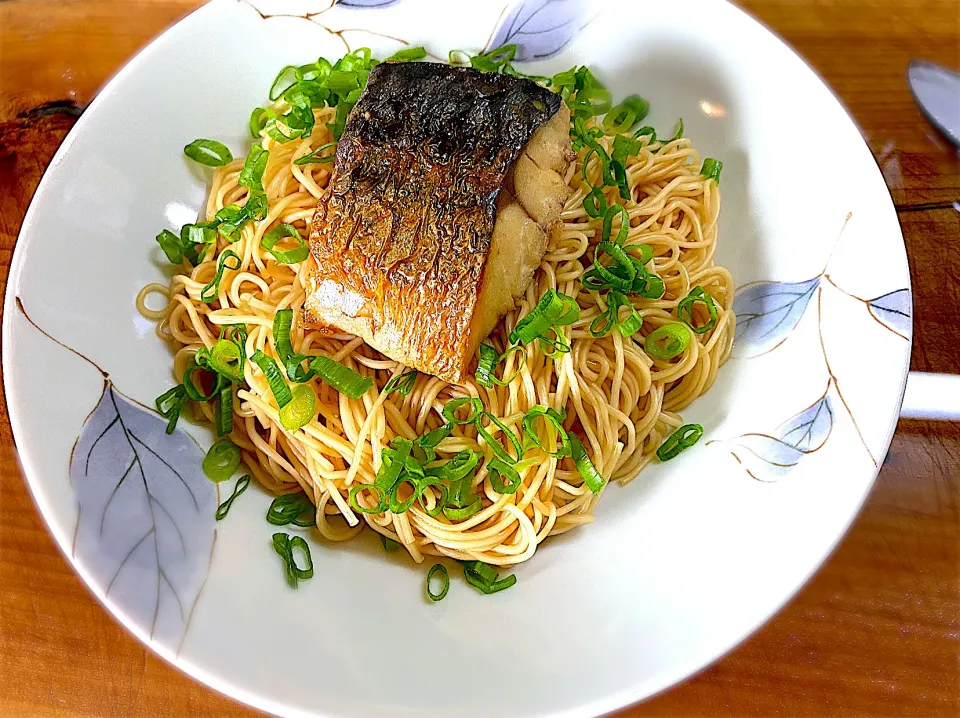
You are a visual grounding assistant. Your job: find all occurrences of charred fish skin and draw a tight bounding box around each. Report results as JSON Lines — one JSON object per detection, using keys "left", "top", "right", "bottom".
{"left": 306, "top": 61, "right": 564, "bottom": 382}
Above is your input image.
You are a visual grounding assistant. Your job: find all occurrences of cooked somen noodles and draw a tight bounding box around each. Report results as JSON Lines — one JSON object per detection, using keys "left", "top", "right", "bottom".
{"left": 138, "top": 48, "right": 735, "bottom": 575}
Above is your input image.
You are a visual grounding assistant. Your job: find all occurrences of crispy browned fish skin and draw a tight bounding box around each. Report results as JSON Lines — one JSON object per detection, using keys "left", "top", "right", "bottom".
{"left": 305, "top": 61, "right": 571, "bottom": 382}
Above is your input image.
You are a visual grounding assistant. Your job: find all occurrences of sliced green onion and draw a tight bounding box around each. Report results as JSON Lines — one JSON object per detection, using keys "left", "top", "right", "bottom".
{"left": 443, "top": 501, "right": 482, "bottom": 521}
{"left": 294, "top": 142, "right": 337, "bottom": 166}
{"left": 477, "top": 412, "right": 523, "bottom": 463}
{"left": 603, "top": 95, "right": 649, "bottom": 134}
{"left": 183, "top": 139, "right": 233, "bottom": 167}
{"left": 701, "top": 158, "right": 723, "bottom": 184}
{"left": 388, "top": 476, "right": 420, "bottom": 514}
{"left": 611, "top": 133, "right": 642, "bottom": 166}
{"left": 475, "top": 343, "right": 500, "bottom": 389}
{"left": 182, "top": 359, "right": 225, "bottom": 401}
{"left": 215, "top": 205, "right": 249, "bottom": 240}
{"left": 348, "top": 483, "right": 388, "bottom": 514}
{"left": 203, "top": 439, "right": 241, "bottom": 483}
{"left": 155, "top": 229, "right": 185, "bottom": 264}
{"left": 583, "top": 186, "right": 608, "bottom": 218}
{"left": 488, "top": 458, "right": 522, "bottom": 495}
{"left": 204, "top": 339, "right": 245, "bottom": 382}
{"left": 442, "top": 397, "right": 483, "bottom": 426}
{"left": 415, "top": 477, "right": 448, "bottom": 517}
{"left": 426, "top": 564, "right": 449, "bottom": 601}
{"left": 262, "top": 223, "right": 309, "bottom": 264}
{"left": 602, "top": 204, "right": 630, "bottom": 245}
{"left": 386, "top": 46, "right": 428, "bottom": 62}
{"left": 250, "top": 350, "right": 293, "bottom": 408}
{"left": 326, "top": 69, "right": 360, "bottom": 96}
{"left": 462, "top": 561, "right": 517, "bottom": 595}
{"left": 633, "top": 243, "right": 654, "bottom": 265}
{"left": 279, "top": 384, "right": 315, "bottom": 431}
{"left": 426, "top": 450, "right": 481, "bottom": 482}
{"left": 271, "top": 532, "right": 313, "bottom": 588}
{"left": 375, "top": 438, "right": 413, "bottom": 492}
{"left": 569, "top": 434, "right": 605, "bottom": 494}
{"left": 590, "top": 291, "right": 643, "bottom": 338}
{"left": 155, "top": 385, "right": 187, "bottom": 434}
{"left": 380, "top": 535, "right": 400, "bottom": 552}
{"left": 249, "top": 107, "right": 267, "bottom": 138}
{"left": 267, "top": 492, "right": 317, "bottom": 527}
{"left": 464, "top": 560, "right": 498, "bottom": 584}
{"left": 200, "top": 250, "right": 241, "bottom": 304}
{"left": 645, "top": 323, "right": 691, "bottom": 361}
{"left": 309, "top": 355, "right": 372, "bottom": 398}
{"left": 657, "top": 423, "right": 704, "bottom": 461}
{"left": 509, "top": 290, "right": 580, "bottom": 346}
{"left": 215, "top": 474, "right": 250, "bottom": 521}
{"left": 634, "top": 126, "right": 657, "bottom": 144}
{"left": 273, "top": 309, "right": 295, "bottom": 361}
{"left": 475, "top": 344, "right": 525, "bottom": 388}
{"left": 678, "top": 286, "right": 719, "bottom": 334}
{"left": 446, "top": 470, "right": 478, "bottom": 509}
{"left": 215, "top": 383, "right": 233, "bottom": 437}
{"left": 244, "top": 190, "right": 269, "bottom": 221}
{"left": 383, "top": 370, "right": 417, "bottom": 397}
{"left": 269, "top": 65, "right": 299, "bottom": 101}
{"left": 181, "top": 221, "right": 218, "bottom": 247}
{"left": 522, "top": 405, "right": 570, "bottom": 458}
{"left": 239, "top": 144, "right": 269, "bottom": 191}
{"left": 590, "top": 241, "right": 635, "bottom": 291}
{"left": 667, "top": 118, "right": 684, "bottom": 142}
{"left": 414, "top": 424, "right": 452, "bottom": 463}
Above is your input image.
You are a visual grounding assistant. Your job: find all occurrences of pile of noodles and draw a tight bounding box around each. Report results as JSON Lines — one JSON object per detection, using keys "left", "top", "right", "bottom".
{"left": 138, "top": 103, "right": 735, "bottom": 567}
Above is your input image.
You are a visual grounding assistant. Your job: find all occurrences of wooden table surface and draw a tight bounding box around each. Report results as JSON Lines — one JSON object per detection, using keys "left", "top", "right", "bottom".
{"left": 1, "top": 1, "right": 958, "bottom": 715}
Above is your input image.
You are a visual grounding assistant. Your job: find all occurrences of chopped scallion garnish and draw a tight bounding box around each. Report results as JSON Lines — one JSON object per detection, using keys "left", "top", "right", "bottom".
{"left": 677, "top": 286, "right": 719, "bottom": 334}
{"left": 645, "top": 323, "right": 691, "bottom": 361}
{"left": 271, "top": 532, "right": 314, "bottom": 588}
{"left": 200, "top": 250, "right": 241, "bottom": 304}
{"left": 701, "top": 157, "right": 723, "bottom": 184}
{"left": 202, "top": 439, "right": 242, "bottom": 483}
{"left": 569, "top": 434, "right": 605, "bottom": 494}
{"left": 656, "top": 424, "right": 704, "bottom": 461}
{"left": 183, "top": 139, "right": 233, "bottom": 167}
{"left": 250, "top": 350, "right": 293, "bottom": 408}
{"left": 262, "top": 223, "right": 309, "bottom": 264}
{"left": 426, "top": 563, "right": 449, "bottom": 601}
{"left": 215, "top": 474, "right": 250, "bottom": 521}
{"left": 266, "top": 492, "right": 316, "bottom": 527}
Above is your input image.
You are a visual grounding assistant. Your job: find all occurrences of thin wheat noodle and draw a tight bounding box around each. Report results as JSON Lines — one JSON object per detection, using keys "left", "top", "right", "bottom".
{"left": 138, "top": 104, "right": 735, "bottom": 567}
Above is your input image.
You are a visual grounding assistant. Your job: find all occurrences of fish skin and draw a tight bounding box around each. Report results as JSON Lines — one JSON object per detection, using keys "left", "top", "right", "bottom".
{"left": 305, "top": 61, "right": 567, "bottom": 382}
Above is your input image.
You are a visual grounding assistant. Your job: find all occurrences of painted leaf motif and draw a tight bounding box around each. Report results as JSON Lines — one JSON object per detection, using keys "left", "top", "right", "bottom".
{"left": 486, "top": 0, "right": 584, "bottom": 61}
{"left": 727, "top": 434, "right": 806, "bottom": 482}
{"left": 867, "top": 288, "right": 910, "bottom": 339}
{"left": 733, "top": 277, "right": 820, "bottom": 358}
{"left": 71, "top": 383, "right": 215, "bottom": 648}
{"left": 777, "top": 393, "right": 834, "bottom": 452}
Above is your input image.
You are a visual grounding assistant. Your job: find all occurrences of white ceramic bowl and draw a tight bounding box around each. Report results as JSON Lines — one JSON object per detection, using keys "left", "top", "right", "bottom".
{"left": 3, "top": 1, "right": 911, "bottom": 716}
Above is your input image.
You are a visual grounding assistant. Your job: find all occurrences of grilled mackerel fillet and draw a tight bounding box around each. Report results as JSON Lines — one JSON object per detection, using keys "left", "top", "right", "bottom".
{"left": 304, "top": 61, "right": 572, "bottom": 382}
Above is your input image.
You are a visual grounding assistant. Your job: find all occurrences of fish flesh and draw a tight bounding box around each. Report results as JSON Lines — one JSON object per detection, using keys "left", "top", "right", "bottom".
{"left": 304, "top": 61, "right": 572, "bottom": 382}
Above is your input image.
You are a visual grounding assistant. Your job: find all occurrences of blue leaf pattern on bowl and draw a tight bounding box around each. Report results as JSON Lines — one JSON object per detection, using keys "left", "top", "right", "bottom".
{"left": 867, "top": 288, "right": 910, "bottom": 339}
{"left": 726, "top": 393, "right": 834, "bottom": 481}
{"left": 733, "top": 277, "right": 820, "bottom": 358}
{"left": 487, "top": 0, "right": 584, "bottom": 61}
{"left": 71, "top": 383, "right": 216, "bottom": 648}
{"left": 778, "top": 393, "right": 834, "bottom": 452}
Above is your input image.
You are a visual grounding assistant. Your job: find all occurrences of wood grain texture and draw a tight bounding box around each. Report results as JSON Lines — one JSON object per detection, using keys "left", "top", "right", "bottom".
{"left": 0, "top": 1, "right": 958, "bottom": 717}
